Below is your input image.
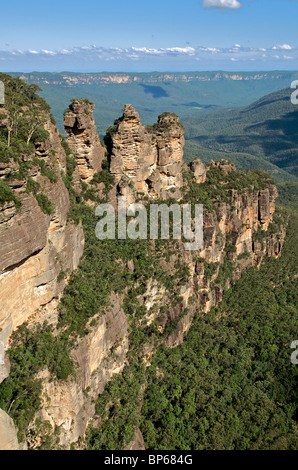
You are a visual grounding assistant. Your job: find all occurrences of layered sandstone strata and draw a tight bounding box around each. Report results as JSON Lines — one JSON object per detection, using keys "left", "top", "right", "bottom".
{"left": 0, "top": 112, "right": 84, "bottom": 386}
{"left": 108, "top": 105, "right": 185, "bottom": 200}
{"left": 64, "top": 99, "right": 105, "bottom": 182}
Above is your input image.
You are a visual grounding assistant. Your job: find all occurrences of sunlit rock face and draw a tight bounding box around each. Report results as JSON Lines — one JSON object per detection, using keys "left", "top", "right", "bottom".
{"left": 190, "top": 158, "right": 207, "bottom": 184}
{"left": 64, "top": 99, "right": 105, "bottom": 183}
{"left": 108, "top": 105, "right": 185, "bottom": 200}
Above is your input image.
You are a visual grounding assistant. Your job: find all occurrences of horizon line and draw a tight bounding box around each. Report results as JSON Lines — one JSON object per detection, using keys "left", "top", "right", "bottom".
{"left": 4, "top": 69, "right": 298, "bottom": 74}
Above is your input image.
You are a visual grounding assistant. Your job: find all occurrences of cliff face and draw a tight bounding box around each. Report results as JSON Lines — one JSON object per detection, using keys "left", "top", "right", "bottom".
{"left": 108, "top": 105, "right": 184, "bottom": 201}
{"left": 32, "top": 292, "right": 129, "bottom": 448}
{"left": 0, "top": 87, "right": 286, "bottom": 450}
{"left": 64, "top": 99, "right": 105, "bottom": 183}
{"left": 0, "top": 115, "right": 84, "bottom": 349}
{"left": 0, "top": 78, "right": 85, "bottom": 449}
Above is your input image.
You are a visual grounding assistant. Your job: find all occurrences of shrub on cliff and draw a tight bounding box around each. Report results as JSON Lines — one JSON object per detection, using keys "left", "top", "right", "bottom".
{"left": 0, "top": 180, "right": 21, "bottom": 207}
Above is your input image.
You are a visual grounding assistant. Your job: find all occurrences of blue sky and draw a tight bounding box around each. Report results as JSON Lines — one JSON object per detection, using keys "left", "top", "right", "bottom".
{"left": 0, "top": 0, "right": 298, "bottom": 71}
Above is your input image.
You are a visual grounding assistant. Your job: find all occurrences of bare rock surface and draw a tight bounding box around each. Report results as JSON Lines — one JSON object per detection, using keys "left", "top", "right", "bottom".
{"left": 64, "top": 99, "right": 105, "bottom": 182}
{"left": 109, "top": 106, "right": 184, "bottom": 199}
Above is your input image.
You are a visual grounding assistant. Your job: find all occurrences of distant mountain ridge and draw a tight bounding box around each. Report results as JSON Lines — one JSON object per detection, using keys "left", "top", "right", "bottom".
{"left": 9, "top": 71, "right": 298, "bottom": 139}
{"left": 10, "top": 71, "right": 298, "bottom": 86}
{"left": 7, "top": 72, "right": 298, "bottom": 204}
{"left": 183, "top": 87, "right": 298, "bottom": 182}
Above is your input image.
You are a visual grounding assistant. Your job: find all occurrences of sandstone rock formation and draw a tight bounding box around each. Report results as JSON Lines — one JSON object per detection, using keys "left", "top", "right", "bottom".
{"left": 208, "top": 159, "right": 236, "bottom": 175}
{"left": 107, "top": 105, "right": 184, "bottom": 200}
{"left": 190, "top": 158, "right": 206, "bottom": 183}
{"left": 64, "top": 99, "right": 105, "bottom": 182}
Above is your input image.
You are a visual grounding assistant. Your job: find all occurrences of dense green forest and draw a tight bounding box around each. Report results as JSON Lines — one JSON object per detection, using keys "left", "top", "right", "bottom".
{"left": 87, "top": 210, "right": 298, "bottom": 450}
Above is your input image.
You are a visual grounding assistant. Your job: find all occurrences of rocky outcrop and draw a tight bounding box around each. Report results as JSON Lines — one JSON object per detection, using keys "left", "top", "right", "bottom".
{"left": 208, "top": 159, "right": 236, "bottom": 175}
{"left": 108, "top": 105, "right": 184, "bottom": 200}
{"left": 190, "top": 158, "right": 206, "bottom": 183}
{"left": 64, "top": 99, "right": 105, "bottom": 182}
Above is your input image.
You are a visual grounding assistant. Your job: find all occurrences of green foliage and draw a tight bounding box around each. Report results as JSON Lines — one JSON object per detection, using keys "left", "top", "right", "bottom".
{"left": 140, "top": 213, "right": 298, "bottom": 450}
{"left": 26, "top": 177, "right": 40, "bottom": 195}
{"left": 206, "top": 165, "right": 274, "bottom": 193}
{"left": 0, "top": 73, "right": 59, "bottom": 214}
{"left": 90, "top": 166, "right": 115, "bottom": 196}
{"left": 225, "top": 234, "right": 237, "bottom": 254}
{"left": 204, "top": 261, "right": 219, "bottom": 280}
{"left": 35, "top": 193, "right": 54, "bottom": 215}
{"left": 276, "top": 182, "right": 298, "bottom": 210}
{"left": 86, "top": 364, "right": 146, "bottom": 450}
{"left": 0, "top": 322, "right": 74, "bottom": 440}
{"left": 253, "top": 226, "right": 267, "bottom": 250}
{"left": 57, "top": 204, "right": 163, "bottom": 336}
{"left": 183, "top": 87, "right": 298, "bottom": 184}
{"left": 37, "top": 158, "right": 58, "bottom": 183}
{"left": 0, "top": 179, "right": 21, "bottom": 207}
{"left": 0, "top": 73, "right": 51, "bottom": 156}
{"left": 0, "top": 141, "right": 14, "bottom": 163}
{"left": 71, "top": 98, "right": 94, "bottom": 106}
{"left": 57, "top": 270, "right": 66, "bottom": 282}
{"left": 50, "top": 115, "right": 57, "bottom": 126}
{"left": 59, "top": 137, "right": 83, "bottom": 225}
{"left": 31, "top": 127, "right": 50, "bottom": 144}
{"left": 60, "top": 138, "right": 72, "bottom": 157}
{"left": 216, "top": 258, "right": 235, "bottom": 288}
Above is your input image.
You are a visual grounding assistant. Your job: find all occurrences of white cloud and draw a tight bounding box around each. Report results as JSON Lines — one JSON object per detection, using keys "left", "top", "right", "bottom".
{"left": 1, "top": 42, "right": 297, "bottom": 68}
{"left": 272, "top": 44, "right": 294, "bottom": 50}
{"left": 41, "top": 49, "right": 56, "bottom": 56}
{"left": 202, "top": 0, "right": 242, "bottom": 9}
{"left": 198, "top": 46, "right": 221, "bottom": 53}
{"left": 166, "top": 47, "right": 196, "bottom": 55}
